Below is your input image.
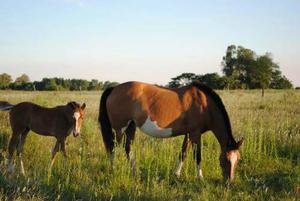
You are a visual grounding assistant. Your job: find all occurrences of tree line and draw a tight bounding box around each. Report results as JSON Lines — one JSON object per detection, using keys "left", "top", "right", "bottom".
{"left": 0, "top": 73, "right": 119, "bottom": 91}
{"left": 0, "top": 45, "right": 294, "bottom": 92}
{"left": 168, "top": 45, "right": 293, "bottom": 95}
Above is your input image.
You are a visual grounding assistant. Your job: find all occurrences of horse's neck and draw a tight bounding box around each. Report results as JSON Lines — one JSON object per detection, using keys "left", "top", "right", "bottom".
{"left": 210, "top": 110, "right": 235, "bottom": 151}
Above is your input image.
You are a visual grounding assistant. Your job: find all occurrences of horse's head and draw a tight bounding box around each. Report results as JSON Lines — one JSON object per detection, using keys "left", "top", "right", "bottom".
{"left": 220, "top": 138, "right": 244, "bottom": 182}
{"left": 68, "top": 102, "right": 86, "bottom": 137}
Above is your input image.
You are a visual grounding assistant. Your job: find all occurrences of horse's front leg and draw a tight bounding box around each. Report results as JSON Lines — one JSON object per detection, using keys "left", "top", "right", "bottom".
{"left": 174, "top": 134, "right": 191, "bottom": 177}
{"left": 193, "top": 135, "right": 203, "bottom": 179}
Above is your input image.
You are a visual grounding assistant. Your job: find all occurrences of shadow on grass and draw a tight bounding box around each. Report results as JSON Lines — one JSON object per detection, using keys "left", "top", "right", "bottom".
{"left": 1, "top": 170, "right": 193, "bottom": 201}
{"left": 276, "top": 143, "right": 299, "bottom": 165}
{"left": 241, "top": 167, "right": 298, "bottom": 195}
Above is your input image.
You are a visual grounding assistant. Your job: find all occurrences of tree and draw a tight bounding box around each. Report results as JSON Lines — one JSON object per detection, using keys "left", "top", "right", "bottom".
{"left": 22, "top": 82, "right": 35, "bottom": 91}
{"left": 0, "top": 73, "right": 12, "bottom": 89}
{"left": 221, "top": 45, "right": 293, "bottom": 91}
{"left": 88, "top": 79, "right": 102, "bottom": 90}
{"left": 270, "top": 69, "right": 293, "bottom": 89}
{"left": 103, "top": 81, "right": 119, "bottom": 91}
{"left": 195, "top": 73, "right": 225, "bottom": 89}
{"left": 53, "top": 78, "right": 66, "bottom": 90}
{"left": 250, "top": 53, "right": 274, "bottom": 96}
{"left": 222, "top": 45, "right": 237, "bottom": 77}
{"left": 79, "top": 80, "right": 89, "bottom": 91}
{"left": 15, "top": 74, "right": 30, "bottom": 85}
{"left": 222, "top": 45, "right": 256, "bottom": 89}
{"left": 70, "top": 79, "right": 80, "bottom": 90}
{"left": 43, "top": 78, "right": 57, "bottom": 90}
{"left": 168, "top": 73, "right": 197, "bottom": 88}
{"left": 237, "top": 47, "right": 256, "bottom": 88}
{"left": 168, "top": 72, "right": 225, "bottom": 89}
{"left": 0, "top": 74, "right": 121, "bottom": 91}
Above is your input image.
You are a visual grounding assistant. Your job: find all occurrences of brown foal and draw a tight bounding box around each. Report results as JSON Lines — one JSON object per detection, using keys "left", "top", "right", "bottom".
{"left": 0, "top": 101, "right": 86, "bottom": 175}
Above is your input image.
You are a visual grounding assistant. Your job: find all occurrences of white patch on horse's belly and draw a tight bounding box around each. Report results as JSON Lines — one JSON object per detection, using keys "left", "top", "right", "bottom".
{"left": 140, "top": 116, "right": 172, "bottom": 138}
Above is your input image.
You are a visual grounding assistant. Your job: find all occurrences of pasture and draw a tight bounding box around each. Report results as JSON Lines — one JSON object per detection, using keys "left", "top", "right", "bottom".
{"left": 0, "top": 90, "right": 299, "bottom": 201}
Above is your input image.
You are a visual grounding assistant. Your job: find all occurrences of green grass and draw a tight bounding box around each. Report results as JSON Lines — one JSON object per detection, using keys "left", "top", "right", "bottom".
{"left": 0, "top": 90, "right": 299, "bottom": 201}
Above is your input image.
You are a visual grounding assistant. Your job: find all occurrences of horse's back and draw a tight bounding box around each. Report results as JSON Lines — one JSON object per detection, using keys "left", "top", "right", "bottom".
{"left": 10, "top": 102, "right": 47, "bottom": 116}
{"left": 9, "top": 102, "right": 67, "bottom": 135}
{"left": 106, "top": 81, "right": 207, "bottom": 134}
{"left": 9, "top": 102, "right": 35, "bottom": 131}
{"left": 106, "top": 82, "right": 146, "bottom": 128}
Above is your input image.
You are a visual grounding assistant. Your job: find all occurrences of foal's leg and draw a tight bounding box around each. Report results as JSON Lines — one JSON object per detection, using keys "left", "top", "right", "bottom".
{"left": 125, "top": 121, "right": 136, "bottom": 176}
{"left": 50, "top": 140, "right": 60, "bottom": 169}
{"left": 8, "top": 133, "right": 20, "bottom": 174}
{"left": 60, "top": 139, "right": 67, "bottom": 157}
{"left": 16, "top": 128, "right": 29, "bottom": 176}
{"left": 174, "top": 134, "right": 191, "bottom": 177}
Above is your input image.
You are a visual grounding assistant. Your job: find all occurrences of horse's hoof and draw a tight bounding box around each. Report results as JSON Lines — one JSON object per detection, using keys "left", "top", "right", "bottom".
{"left": 174, "top": 172, "right": 181, "bottom": 178}
{"left": 21, "top": 170, "right": 26, "bottom": 176}
{"left": 8, "top": 165, "right": 14, "bottom": 175}
{"left": 197, "top": 175, "right": 204, "bottom": 180}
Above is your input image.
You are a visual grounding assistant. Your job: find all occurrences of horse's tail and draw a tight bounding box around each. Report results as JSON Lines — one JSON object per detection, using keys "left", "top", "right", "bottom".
{"left": 99, "top": 87, "right": 115, "bottom": 154}
{"left": 0, "top": 101, "right": 14, "bottom": 111}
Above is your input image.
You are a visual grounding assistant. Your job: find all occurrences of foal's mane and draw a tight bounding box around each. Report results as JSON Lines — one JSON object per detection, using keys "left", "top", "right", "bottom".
{"left": 191, "top": 81, "right": 236, "bottom": 147}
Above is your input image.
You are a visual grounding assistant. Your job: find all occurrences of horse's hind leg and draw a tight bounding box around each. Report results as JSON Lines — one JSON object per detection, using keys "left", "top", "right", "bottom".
{"left": 116, "top": 130, "right": 124, "bottom": 145}
{"left": 174, "top": 134, "right": 191, "bottom": 177}
{"left": 16, "top": 128, "right": 29, "bottom": 176}
{"left": 125, "top": 121, "right": 136, "bottom": 176}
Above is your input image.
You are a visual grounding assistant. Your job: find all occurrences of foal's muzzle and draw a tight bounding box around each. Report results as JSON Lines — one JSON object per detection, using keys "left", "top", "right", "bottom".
{"left": 73, "top": 131, "right": 80, "bottom": 137}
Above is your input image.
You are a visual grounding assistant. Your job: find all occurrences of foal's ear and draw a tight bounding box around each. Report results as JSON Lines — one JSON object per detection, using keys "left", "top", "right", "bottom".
{"left": 236, "top": 138, "right": 244, "bottom": 149}
{"left": 81, "top": 103, "right": 86, "bottom": 110}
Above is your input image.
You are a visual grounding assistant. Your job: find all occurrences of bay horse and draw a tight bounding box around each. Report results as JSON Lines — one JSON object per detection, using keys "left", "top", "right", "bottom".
{"left": 99, "top": 81, "right": 244, "bottom": 181}
{"left": 0, "top": 101, "right": 86, "bottom": 175}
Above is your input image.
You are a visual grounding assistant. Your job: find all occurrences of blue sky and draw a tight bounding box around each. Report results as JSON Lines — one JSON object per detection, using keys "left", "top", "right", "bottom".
{"left": 0, "top": 0, "right": 299, "bottom": 86}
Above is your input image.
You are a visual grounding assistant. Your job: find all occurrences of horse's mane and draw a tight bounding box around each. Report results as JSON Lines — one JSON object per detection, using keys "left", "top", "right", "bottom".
{"left": 191, "top": 81, "right": 236, "bottom": 147}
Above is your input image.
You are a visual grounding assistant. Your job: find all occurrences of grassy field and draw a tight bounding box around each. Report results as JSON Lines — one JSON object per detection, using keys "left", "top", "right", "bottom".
{"left": 0, "top": 90, "right": 299, "bottom": 201}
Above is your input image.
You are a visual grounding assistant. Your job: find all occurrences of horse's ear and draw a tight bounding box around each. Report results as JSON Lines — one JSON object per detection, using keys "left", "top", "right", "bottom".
{"left": 81, "top": 103, "right": 86, "bottom": 110}
{"left": 236, "top": 138, "right": 244, "bottom": 149}
{"left": 67, "top": 102, "right": 77, "bottom": 110}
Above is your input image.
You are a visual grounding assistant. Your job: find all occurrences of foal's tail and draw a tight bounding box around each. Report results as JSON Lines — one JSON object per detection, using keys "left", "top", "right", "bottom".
{"left": 0, "top": 101, "right": 14, "bottom": 111}
{"left": 99, "top": 87, "right": 115, "bottom": 154}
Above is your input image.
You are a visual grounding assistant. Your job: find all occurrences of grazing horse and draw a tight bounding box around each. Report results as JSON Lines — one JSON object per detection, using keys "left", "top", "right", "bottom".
{"left": 99, "top": 81, "right": 244, "bottom": 181}
{"left": 0, "top": 101, "right": 86, "bottom": 175}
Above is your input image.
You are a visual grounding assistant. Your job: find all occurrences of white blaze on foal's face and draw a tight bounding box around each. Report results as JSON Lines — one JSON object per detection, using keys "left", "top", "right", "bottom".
{"left": 140, "top": 116, "right": 172, "bottom": 138}
{"left": 73, "top": 112, "right": 81, "bottom": 137}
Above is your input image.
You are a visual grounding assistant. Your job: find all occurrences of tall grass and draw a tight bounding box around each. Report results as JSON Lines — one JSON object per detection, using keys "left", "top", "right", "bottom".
{"left": 0, "top": 90, "right": 299, "bottom": 200}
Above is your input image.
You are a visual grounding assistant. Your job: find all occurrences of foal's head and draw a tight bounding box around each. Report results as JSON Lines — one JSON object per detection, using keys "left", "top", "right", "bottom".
{"left": 67, "top": 102, "right": 86, "bottom": 137}
{"left": 220, "top": 138, "right": 244, "bottom": 182}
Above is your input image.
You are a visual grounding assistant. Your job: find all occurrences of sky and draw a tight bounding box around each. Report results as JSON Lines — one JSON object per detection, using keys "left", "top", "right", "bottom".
{"left": 0, "top": 0, "right": 299, "bottom": 86}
